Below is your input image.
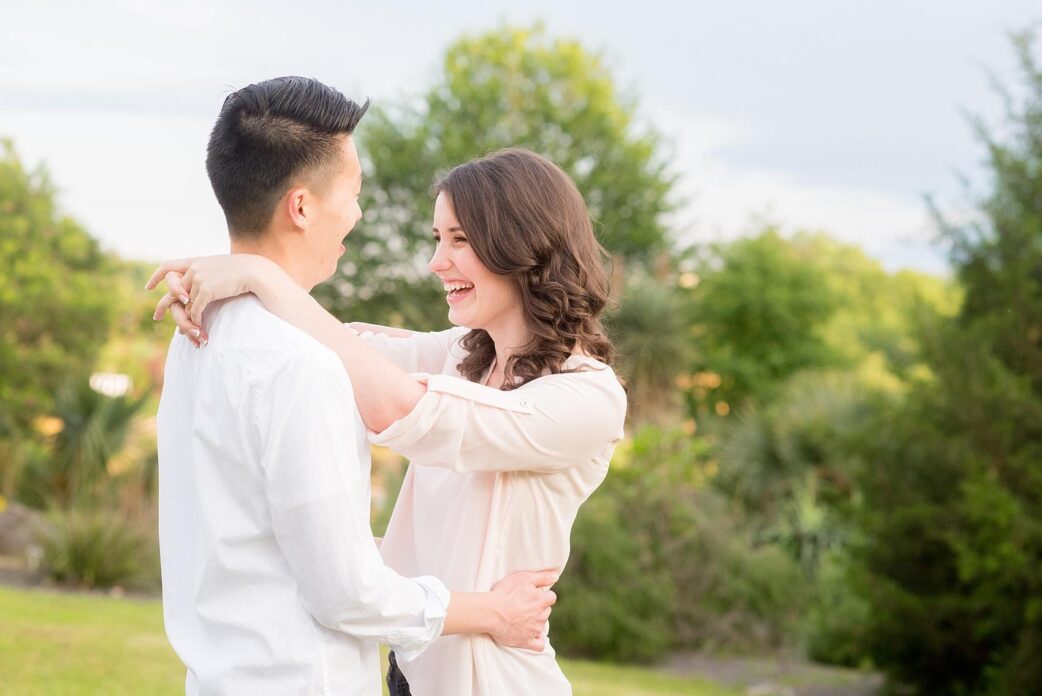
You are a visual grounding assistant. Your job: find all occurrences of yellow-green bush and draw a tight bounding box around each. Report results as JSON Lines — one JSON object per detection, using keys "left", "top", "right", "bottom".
{"left": 40, "top": 508, "right": 158, "bottom": 590}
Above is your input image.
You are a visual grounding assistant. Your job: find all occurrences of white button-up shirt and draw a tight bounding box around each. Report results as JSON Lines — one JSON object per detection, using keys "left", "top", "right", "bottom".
{"left": 158, "top": 296, "right": 448, "bottom": 696}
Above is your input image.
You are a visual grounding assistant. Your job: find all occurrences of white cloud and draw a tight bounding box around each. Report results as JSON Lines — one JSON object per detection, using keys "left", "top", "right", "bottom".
{"left": 664, "top": 115, "right": 947, "bottom": 274}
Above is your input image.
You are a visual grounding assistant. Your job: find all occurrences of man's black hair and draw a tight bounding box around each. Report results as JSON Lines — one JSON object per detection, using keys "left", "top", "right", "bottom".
{"left": 206, "top": 76, "right": 370, "bottom": 237}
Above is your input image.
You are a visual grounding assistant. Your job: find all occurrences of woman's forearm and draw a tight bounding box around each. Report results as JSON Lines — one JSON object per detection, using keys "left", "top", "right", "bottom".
{"left": 249, "top": 263, "right": 425, "bottom": 432}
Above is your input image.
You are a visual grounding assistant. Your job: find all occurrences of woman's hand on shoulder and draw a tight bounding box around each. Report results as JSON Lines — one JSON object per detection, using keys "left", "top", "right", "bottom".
{"left": 145, "top": 254, "right": 279, "bottom": 346}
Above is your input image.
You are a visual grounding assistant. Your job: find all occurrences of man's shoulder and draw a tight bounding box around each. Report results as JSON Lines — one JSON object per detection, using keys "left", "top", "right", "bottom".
{"left": 207, "top": 296, "right": 343, "bottom": 382}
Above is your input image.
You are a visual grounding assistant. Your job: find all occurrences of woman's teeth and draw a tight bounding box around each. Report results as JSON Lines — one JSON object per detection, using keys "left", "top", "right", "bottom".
{"left": 444, "top": 282, "right": 474, "bottom": 298}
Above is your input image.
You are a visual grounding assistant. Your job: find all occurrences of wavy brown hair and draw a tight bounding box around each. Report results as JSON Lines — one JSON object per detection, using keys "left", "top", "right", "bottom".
{"left": 435, "top": 148, "right": 615, "bottom": 389}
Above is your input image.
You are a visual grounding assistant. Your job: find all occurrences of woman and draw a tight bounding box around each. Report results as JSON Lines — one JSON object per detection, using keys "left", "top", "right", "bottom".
{"left": 150, "top": 148, "right": 627, "bottom": 695}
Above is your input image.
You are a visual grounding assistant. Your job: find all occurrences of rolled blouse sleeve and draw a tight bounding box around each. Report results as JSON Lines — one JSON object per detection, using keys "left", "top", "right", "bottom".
{"left": 355, "top": 326, "right": 469, "bottom": 374}
{"left": 369, "top": 365, "right": 626, "bottom": 474}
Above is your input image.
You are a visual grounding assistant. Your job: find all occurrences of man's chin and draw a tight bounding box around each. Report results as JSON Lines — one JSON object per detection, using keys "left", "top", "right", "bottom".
{"left": 308, "top": 266, "right": 338, "bottom": 291}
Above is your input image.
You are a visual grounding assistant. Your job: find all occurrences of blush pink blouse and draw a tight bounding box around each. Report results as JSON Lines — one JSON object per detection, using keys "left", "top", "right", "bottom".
{"left": 360, "top": 327, "right": 626, "bottom": 696}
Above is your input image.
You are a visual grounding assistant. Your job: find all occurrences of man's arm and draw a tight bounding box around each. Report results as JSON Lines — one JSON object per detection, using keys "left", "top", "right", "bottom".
{"left": 443, "top": 571, "right": 558, "bottom": 649}
{"left": 260, "top": 346, "right": 555, "bottom": 656}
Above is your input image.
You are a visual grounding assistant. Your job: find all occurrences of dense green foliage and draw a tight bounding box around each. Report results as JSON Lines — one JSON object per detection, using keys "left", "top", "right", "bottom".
{"left": 553, "top": 427, "right": 806, "bottom": 661}
{"left": 18, "top": 379, "right": 148, "bottom": 509}
{"left": 853, "top": 31, "right": 1042, "bottom": 695}
{"left": 0, "top": 141, "right": 115, "bottom": 433}
{"left": 313, "top": 24, "right": 675, "bottom": 328}
{"left": 0, "top": 143, "right": 160, "bottom": 591}
{"left": 690, "top": 231, "right": 842, "bottom": 410}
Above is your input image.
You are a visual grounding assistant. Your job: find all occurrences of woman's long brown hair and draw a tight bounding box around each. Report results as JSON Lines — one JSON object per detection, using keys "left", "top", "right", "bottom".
{"left": 435, "top": 148, "right": 615, "bottom": 389}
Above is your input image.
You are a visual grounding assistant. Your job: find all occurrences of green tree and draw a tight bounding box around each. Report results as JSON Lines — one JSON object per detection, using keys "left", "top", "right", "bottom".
{"left": 314, "top": 24, "right": 676, "bottom": 328}
{"left": 789, "top": 232, "right": 959, "bottom": 377}
{"left": 688, "top": 230, "right": 956, "bottom": 418}
{"left": 685, "top": 232, "right": 956, "bottom": 668}
{"left": 856, "top": 30, "right": 1042, "bottom": 695}
{"left": 0, "top": 141, "right": 116, "bottom": 432}
{"left": 690, "top": 229, "right": 841, "bottom": 412}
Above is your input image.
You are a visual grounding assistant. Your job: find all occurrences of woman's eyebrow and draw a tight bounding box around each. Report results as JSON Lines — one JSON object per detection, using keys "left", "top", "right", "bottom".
{"left": 432, "top": 225, "right": 465, "bottom": 233}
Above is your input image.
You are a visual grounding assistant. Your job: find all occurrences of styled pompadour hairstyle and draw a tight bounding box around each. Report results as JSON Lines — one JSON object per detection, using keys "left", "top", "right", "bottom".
{"left": 205, "top": 76, "right": 370, "bottom": 237}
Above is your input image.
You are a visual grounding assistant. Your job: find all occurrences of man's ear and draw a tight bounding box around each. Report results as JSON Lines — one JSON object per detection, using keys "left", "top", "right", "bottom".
{"left": 284, "top": 187, "right": 309, "bottom": 230}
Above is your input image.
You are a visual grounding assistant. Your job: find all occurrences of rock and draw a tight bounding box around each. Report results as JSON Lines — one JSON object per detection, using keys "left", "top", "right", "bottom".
{"left": 0, "top": 500, "right": 50, "bottom": 556}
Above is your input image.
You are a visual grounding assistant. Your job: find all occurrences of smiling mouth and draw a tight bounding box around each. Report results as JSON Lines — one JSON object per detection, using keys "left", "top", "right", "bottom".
{"left": 444, "top": 282, "right": 474, "bottom": 303}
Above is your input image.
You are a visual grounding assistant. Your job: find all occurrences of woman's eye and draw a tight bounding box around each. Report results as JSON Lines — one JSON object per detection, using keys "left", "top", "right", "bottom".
{"left": 454, "top": 236, "right": 468, "bottom": 244}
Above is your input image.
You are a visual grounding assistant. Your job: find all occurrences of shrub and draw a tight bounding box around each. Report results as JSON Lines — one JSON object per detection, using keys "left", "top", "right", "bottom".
{"left": 669, "top": 493, "right": 806, "bottom": 652}
{"left": 554, "top": 426, "right": 807, "bottom": 662}
{"left": 40, "top": 507, "right": 158, "bottom": 590}
{"left": 804, "top": 550, "right": 871, "bottom": 667}
{"left": 552, "top": 489, "right": 676, "bottom": 663}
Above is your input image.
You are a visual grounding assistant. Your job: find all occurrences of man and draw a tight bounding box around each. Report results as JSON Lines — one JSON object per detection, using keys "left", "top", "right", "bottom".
{"left": 156, "top": 76, "right": 555, "bottom": 696}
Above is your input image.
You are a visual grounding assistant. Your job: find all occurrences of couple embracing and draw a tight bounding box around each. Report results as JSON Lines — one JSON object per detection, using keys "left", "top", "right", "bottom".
{"left": 150, "top": 76, "right": 626, "bottom": 696}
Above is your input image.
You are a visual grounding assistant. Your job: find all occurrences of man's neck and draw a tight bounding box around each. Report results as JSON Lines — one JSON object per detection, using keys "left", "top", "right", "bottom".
{"left": 231, "top": 235, "right": 311, "bottom": 291}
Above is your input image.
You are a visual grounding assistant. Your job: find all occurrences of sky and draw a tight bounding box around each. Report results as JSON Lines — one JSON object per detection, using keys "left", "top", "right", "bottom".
{"left": 2, "top": 0, "right": 1040, "bottom": 275}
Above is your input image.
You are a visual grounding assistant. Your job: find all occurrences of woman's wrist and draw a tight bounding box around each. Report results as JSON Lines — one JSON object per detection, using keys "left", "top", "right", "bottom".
{"left": 245, "top": 254, "right": 293, "bottom": 304}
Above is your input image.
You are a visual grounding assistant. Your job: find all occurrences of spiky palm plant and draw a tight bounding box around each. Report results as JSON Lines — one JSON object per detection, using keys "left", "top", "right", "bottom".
{"left": 608, "top": 275, "right": 696, "bottom": 425}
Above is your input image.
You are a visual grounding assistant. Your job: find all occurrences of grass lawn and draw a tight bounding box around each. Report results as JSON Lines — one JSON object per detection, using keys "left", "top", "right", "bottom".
{"left": 0, "top": 586, "right": 739, "bottom": 696}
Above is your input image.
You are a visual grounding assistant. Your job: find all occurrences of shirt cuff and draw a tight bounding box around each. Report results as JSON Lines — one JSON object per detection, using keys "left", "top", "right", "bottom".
{"left": 386, "top": 575, "right": 451, "bottom": 662}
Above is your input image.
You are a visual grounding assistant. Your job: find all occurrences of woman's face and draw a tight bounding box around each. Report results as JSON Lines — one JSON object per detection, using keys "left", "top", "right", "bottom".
{"left": 428, "top": 192, "right": 522, "bottom": 333}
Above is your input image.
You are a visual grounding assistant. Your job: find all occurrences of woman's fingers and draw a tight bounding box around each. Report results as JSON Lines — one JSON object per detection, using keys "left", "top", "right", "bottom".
{"left": 188, "top": 288, "right": 212, "bottom": 326}
{"left": 145, "top": 258, "right": 194, "bottom": 290}
{"left": 170, "top": 302, "right": 205, "bottom": 347}
{"left": 153, "top": 293, "right": 180, "bottom": 321}
{"left": 153, "top": 293, "right": 206, "bottom": 346}
{"left": 147, "top": 257, "right": 210, "bottom": 348}
{"left": 166, "top": 271, "right": 190, "bottom": 305}
{"left": 527, "top": 570, "right": 561, "bottom": 590}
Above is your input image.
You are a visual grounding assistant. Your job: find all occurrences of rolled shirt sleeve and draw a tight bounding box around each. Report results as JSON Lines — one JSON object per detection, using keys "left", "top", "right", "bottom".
{"left": 369, "top": 365, "right": 627, "bottom": 474}
{"left": 259, "top": 347, "right": 449, "bottom": 658}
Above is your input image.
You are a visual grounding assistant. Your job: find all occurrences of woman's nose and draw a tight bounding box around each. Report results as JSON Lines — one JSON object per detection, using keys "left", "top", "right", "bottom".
{"left": 428, "top": 244, "right": 450, "bottom": 273}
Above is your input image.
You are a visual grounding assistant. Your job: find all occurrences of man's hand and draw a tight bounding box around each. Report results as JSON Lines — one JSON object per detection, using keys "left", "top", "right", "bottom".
{"left": 487, "top": 569, "right": 558, "bottom": 651}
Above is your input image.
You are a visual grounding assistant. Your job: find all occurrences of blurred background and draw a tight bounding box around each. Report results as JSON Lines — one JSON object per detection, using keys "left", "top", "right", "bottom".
{"left": 2, "top": 2, "right": 1042, "bottom": 695}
